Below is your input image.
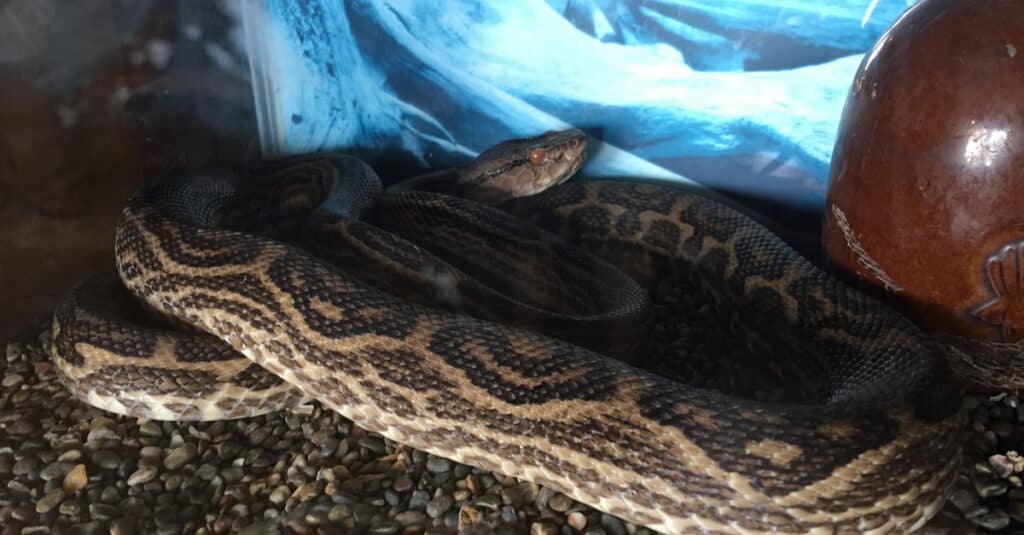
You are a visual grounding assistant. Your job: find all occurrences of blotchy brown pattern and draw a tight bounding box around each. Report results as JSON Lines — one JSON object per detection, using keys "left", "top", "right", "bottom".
{"left": 52, "top": 150, "right": 964, "bottom": 534}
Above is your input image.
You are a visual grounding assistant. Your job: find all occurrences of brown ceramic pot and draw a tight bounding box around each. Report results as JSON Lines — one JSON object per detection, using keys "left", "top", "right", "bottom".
{"left": 823, "top": 0, "right": 1024, "bottom": 345}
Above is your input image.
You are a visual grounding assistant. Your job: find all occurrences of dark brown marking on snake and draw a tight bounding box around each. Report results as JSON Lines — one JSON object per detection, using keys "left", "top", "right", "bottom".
{"left": 144, "top": 273, "right": 286, "bottom": 328}
{"left": 358, "top": 347, "right": 454, "bottom": 392}
{"left": 88, "top": 365, "right": 225, "bottom": 397}
{"left": 310, "top": 376, "right": 357, "bottom": 406}
{"left": 229, "top": 363, "right": 288, "bottom": 389}
{"left": 358, "top": 379, "right": 417, "bottom": 418}
{"left": 422, "top": 385, "right": 735, "bottom": 496}
{"left": 612, "top": 209, "right": 642, "bottom": 238}
{"left": 640, "top": 219, "right": 681, "bottom": 252}
{"left": 425, "top": 325, "right": 626, "bottom": 405}
{"left": 140, "top": 215, "right": 267, "bottom": 269}
{"left": 630, "top": 384, "right": 901, "bottom": 494}
{"left": 566, "top": 205, "right": 614, "bottom": 240}
{"left": 676, "top": 199, "right": 744, "bottom": 247}
{"left": 265, "top": 256, "right": 421, "bottom": 340}
{"left": 163, "top": 402, "right": 203, "bottom": 420}
{"left": 51, "top": 306, "right": 89, "bottom": 367}
{"left": 114, "top": 217, "right": 163, "bottom": 273}
{"left": 215, "top": 397, "right": 243, "bottom": 414}
{"left": 597, "top": 183, "right": 677, "bottom": 214}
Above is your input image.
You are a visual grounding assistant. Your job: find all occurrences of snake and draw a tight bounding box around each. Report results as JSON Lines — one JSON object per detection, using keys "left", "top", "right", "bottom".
{"left": 49, "top": 129, "right": 965, "bottom": 534}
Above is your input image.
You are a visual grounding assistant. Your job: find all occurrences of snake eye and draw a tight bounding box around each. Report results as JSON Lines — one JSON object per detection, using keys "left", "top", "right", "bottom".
{"left": 528, "top": 148, "right": 547, "bottom": 165}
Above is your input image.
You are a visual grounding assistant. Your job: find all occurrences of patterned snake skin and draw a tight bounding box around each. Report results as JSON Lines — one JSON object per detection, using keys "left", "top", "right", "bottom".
{"left": 51, "top": 131, "right": 964, "bottom": 534}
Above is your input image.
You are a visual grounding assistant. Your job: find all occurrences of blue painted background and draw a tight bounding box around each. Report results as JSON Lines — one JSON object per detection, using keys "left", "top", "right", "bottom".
{"left": 243, "top": 0, "right": 913, "bottom": 211}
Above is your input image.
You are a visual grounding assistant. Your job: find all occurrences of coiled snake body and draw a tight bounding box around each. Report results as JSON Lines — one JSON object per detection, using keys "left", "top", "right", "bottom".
{"left": 51, "top": 130, "right": 963, "bottom": 534}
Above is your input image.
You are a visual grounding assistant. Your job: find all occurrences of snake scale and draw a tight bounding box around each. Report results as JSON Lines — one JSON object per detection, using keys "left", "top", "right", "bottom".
{"left": 50, "top": 130, "right": 964, "bottom": 534}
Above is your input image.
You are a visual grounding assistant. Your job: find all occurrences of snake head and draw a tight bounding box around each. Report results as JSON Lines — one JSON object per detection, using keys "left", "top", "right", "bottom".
{"left": 470, "top": 128, "right": 587, "bottom": 200}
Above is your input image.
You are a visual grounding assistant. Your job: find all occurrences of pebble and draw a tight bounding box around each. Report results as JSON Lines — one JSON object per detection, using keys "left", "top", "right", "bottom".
{"left": 35, "top": 488, "right": 65, "bottom": 513}
{"left": 502, "top": 482, "right": 537, "bottom": 506}
{"left": 474, "top": 494, "right": 502, "bottom": 511}
{"left": 395, "top": 510, "right": 427, "bottom": 527}
{"left": 426, "top": 457, "right": 452, "bottom": 473}
{"left": 164, "top": 443, "right": 197, "bottom": 470}
{"left": 92, "top": 449, "right": 122, "bottom": 470}
{"left": 547, "top": 492, "right": 574, "bottom": 512}
{"left": 57, "top": 449, "right": 81, "bottom": 462}
{"left": 567, "top": 511, "right": 588, "bottom": 530}
{"left": 100, "top": 485, "right": 120, "bottom": 503}
{"left": 63, "top": 463, "right": 88, "bottom": 493}
{"left": 990, "top": 453, "right": 1016, "bottom": 478}
{"left": 126, "top": 465, "right": 158, "bottom": 486}
{"left": 40, "top": 461, "right": 71, "bottom": 481}
{"left": 139, "top": 421, "right": 163, "bottom": 437}
{"left": 195, "top": 462, "right": 217, "bottom": 480}
{"left": 368, "top": 520, "right": 400, "bottom": 534}
{"left": 531, "top": 521, "right": 560, "bottom": 535}
{"left": 409, "top": 489, "right": 431, "bottom": 510}
{"left": 600, "top": 513, "right": 628, "bottom": 535}
{"left": 427, "top": 494, "right": 454, "bottom": 518}
{"left": 110, "top": 518, "right": 136, "bottom": 535}
{"left": 458, "top": 503, "right": 482, "bottom": 529}
{"left": 975, "top": 474, "right": 1008, "bottom": 498}
{"left": 949, "top": 488, "right": 979, "bottom": 512}
{"left": 971, "top": 509, "right": 1011, "bottom": 530}
{"left": 269, "top": 485, "right": 290, "bottom": 505}
{"left": 89, "top": 503, "right": 120, "bottom": 520}
{"left": 1010, "top": 497, "right": 1024, "bottom": 523}
{"left": 12, "top": 457, "right": 39, "bottom": 476}
{"left": 392, "top": 474, "right": 413, "bottom": 492}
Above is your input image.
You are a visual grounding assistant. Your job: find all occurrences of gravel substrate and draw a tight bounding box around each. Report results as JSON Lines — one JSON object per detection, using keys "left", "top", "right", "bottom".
{"left": 0, "top": 324, "right": 1020, "bottom": 534}
{"left": 1, "top": 335, "right": 661, "bottom": 535}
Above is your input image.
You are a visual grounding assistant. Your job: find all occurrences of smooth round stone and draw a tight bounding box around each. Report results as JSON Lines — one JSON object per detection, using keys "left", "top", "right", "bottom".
{"left": 92, "top": 449, "right": 122, "bottom": 470}
{"left": 2, "top": 373, "right": 24, "bottom": 388}
{"left": 139, "top": 422, "right": 163, "bottom": 438}
{"left": 126, "top": 466, "right": 158, "bottom": 486}
{"left": 195, "top": 463, "right": 217, "bottom": 481}
{"left": 392, "top": 475, "right": 413, "bottom": 493}
{"left": 530, "top": 521, "right": 560, "bottom": 535}
{"left": 12, "top": 457, "right": 39, "bottom": 476}
{"left": 567, "top": 511, "right": 588, "bottom": 530}
{"left": 394, "top": 510, "right": 427, "bottom": 527}
{"left": 40, "top": 461, "right": 72, "bottom": 481}
{"left": 409, "top": 490, "right": 431, "bottom": 510}
{"left": 35, "top": 488, "right": 65, "bottom": 513}
{"left": 823, "top": 0, "right": 1024, "bottom": 343}
{"left": 89, "top": 503, "right": 120, "bottom": 520}
{"left": 164, "top": 443, "right": 197, "bottom": 470}
{"left": 425, "top": 458, "right": 452, "bottom": 474}
{"left": 546, "top": 493, "right": 573, "bottom": 513}
{"left": 971, "top": 509, "right": 1011, "bottom": 531}
{"left": 473, "top": 494, "right": 501, "bottom": 511}
{"left": 426, "top": 494, "right": 454, "bottom": 518}
{"left": 600, "top": 514, "right": 627, "bottom": 535}
{"left": 328, "top": 504, "right": 350, "bottom": 522}
{"left": 269, "top": 485, "right": 291, "bottom": 506}
{"left": 63, "top": 464, "right": 88, "bottom": 493}
{"left": 110, "top": 518, "right": 136, "bottom": 535}
{"left": 139, "top": 446, "right": 163, "bottom": 460}
{"left": 368, "top": 520, "right": 400, "bottom": 534}
{"left": 56, "top": 449, "right": 81, "bottom": 462}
